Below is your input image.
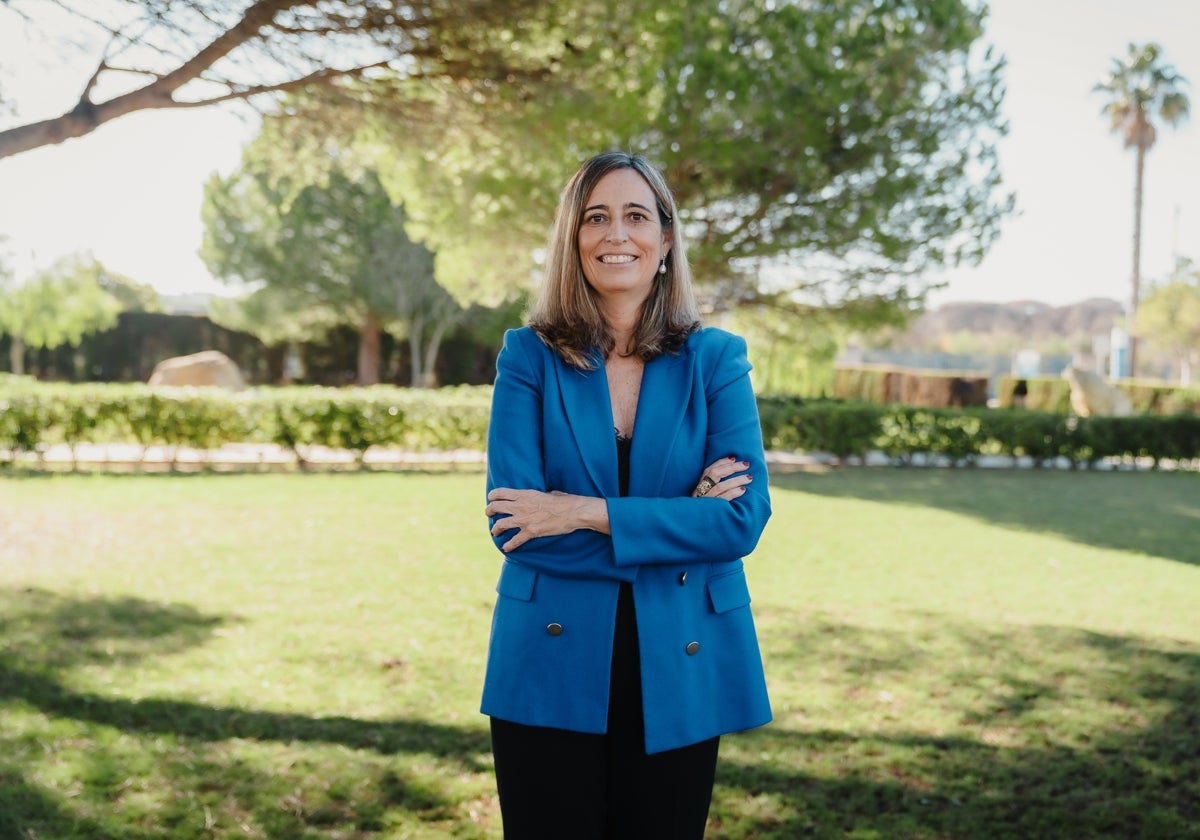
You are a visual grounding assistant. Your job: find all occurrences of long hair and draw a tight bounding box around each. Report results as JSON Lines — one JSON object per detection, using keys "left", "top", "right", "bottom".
{"left": 528, "top": 151, "right": 701, "bottom": 369}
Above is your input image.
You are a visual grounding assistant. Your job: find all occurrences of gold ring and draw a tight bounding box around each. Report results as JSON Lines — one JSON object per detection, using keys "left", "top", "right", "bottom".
{"left": 695, "top": 476, "right": 716, "bottom": 497}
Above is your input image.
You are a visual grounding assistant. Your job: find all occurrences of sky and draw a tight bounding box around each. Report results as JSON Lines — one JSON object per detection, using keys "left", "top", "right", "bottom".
{"left": 0, "top": 0, "right": 1198, "bottom": 309}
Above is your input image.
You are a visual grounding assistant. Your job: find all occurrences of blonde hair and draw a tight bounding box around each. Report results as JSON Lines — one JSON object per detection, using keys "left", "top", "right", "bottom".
{"left": 529, "top": 151, "right": 701, "bottom": 369}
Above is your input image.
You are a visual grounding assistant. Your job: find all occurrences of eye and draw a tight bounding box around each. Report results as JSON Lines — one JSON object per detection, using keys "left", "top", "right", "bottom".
{"left": 628, "top": 211, "right": 649, "bottom": 223}
{"left": 584, "top": 212, "right": 607, "bottom": 225}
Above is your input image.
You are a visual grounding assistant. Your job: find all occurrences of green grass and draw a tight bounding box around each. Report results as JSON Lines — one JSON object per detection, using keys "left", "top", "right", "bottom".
{"left": 1, "top": 469, "right": 1197, "bottom": 839}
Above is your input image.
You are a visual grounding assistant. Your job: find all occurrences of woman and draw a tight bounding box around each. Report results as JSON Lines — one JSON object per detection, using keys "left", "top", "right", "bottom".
{"left": 482, "top": 151, "right": 772, "bottom": 839}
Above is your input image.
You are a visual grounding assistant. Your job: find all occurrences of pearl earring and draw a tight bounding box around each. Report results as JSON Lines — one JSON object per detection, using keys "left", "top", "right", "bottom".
{"left": 658, "top": 258, "right": 667, "bottom": 275}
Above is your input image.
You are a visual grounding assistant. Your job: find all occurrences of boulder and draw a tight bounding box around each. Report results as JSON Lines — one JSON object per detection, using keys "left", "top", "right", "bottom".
{"left": 1061, "top": 365, "right": 1133, "bottom": 417}
{"left": 148, "top": 350, "right": 246, "bottom": 390}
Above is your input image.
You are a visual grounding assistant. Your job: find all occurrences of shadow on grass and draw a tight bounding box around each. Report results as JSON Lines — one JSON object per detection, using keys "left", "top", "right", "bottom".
{"left": 4, "top": 588, "right": 1198, "bottom": 838}
{"left": 706, "top": 605, "right": 1200, "bottom": 840}
{"left": 0, "top": 587, "right": 493, "bottom": 839}
{"left": 771, "top": 468, "right": 1200, "bottom": 565}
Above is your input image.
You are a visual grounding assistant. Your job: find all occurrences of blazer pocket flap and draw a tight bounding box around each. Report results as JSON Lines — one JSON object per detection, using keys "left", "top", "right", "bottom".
{"left": 707, "top": 569, "right": 751, "bottom": 614}
{"left": 495, "top": 561, "right": 537, "bottom": 602}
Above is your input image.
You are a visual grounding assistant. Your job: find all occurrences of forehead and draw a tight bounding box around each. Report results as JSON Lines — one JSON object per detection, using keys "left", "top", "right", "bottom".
{"left": 584, "top": 168, "right": 657, "bottom": 206}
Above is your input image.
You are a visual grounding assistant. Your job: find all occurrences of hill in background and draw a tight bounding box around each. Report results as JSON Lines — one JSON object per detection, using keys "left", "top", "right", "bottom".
{"left": 879, "top": 298, "right": 1124, "bottom": 355}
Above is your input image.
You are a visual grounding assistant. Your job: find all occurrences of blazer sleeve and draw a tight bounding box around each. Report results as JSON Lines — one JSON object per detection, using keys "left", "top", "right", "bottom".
{"left": 485, "top": 329, "right": 636, "bottom": 582}
{"left": 606, "top": 333, "right": 772, "bottom": 567}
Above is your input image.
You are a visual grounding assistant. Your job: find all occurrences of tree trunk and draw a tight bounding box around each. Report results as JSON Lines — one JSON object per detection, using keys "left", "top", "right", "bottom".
{"left": 9, "top": 336, "right": 25, "bottom": 376}
{"left": 357, "top": 312, "right": 382, "bottom": 385}
{"left": 1129, "top": 142, "right": 1146, "bottom": 378}
{"left": 420, "top": 321, "right": 450, "bottom": 389}
{"left": 408, "top": 317, "right": 425, "bottom": 388}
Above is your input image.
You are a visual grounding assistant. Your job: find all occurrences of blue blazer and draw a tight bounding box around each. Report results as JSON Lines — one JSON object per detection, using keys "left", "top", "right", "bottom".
{"left": 481, "top": 326, "right": 772, "bottom": 754}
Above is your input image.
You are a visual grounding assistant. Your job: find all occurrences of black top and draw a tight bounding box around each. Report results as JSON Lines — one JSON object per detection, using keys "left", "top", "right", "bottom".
{"left": 616, "top": 432, "right": 632, "bottom": 498}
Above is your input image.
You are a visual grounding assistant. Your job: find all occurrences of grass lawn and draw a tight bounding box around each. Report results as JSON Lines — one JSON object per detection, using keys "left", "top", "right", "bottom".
{"left": 1, "top": 468, "right": 1197, "bottom": 839}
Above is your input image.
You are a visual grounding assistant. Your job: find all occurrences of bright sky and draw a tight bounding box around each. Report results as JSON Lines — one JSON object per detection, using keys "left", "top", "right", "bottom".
{"left": 0, "top": 0, "right": 1198, "bottom": 308}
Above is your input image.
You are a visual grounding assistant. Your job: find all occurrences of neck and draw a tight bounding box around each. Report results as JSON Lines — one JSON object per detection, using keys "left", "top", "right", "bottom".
{"left": 599, "top": 297, "right": 644, "bottom": 356}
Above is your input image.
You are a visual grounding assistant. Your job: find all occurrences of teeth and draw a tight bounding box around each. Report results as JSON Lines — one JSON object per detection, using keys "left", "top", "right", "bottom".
{"left": 601, "top": 255, "right": 636, "bottom": 264}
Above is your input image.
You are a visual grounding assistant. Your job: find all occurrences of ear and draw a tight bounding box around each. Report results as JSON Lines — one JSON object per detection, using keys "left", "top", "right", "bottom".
{"left": 661, "top": 226, "right": 673, "bottom": 258}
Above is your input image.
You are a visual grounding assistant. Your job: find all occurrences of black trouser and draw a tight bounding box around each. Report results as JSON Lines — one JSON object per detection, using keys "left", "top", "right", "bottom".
{"left": 490, "top": 583, "right": 720, "bottom": 839}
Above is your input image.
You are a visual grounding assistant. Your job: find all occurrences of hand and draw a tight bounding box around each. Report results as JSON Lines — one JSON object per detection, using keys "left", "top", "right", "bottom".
{"left": 486, "top": 488, "right": 607, "bottom": 551}
{"left": 692, "top": 456, "right": 752, "bottom": 500}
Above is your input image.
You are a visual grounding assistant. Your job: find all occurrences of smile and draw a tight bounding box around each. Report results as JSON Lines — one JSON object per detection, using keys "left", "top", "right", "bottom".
{"left": 599, "top": 255, "right": 637, "bottom": 264}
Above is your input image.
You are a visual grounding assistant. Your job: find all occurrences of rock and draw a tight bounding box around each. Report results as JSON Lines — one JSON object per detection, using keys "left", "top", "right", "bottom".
{"left": 1062, "top": 365, "right": 1133, "bottom": 416}
{"left": 148, "top": 350, "right": 246, "bottom": 390}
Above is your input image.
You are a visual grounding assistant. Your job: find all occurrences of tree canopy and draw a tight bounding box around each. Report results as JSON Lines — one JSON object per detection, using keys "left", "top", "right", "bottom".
{"left": 320, "top": 0, "right": 1012, "bottom": 323}
{"left": 0, "top": 254, "right": 121, "bottom": 376}
{"left": 0, "top": 0, "right": 569, "bottom": 159}
{"left": 3, "top": 0, "right": 1014, "bottom": 349}
{"left": 202, "top": 157, "right": 453, "bottom": 386}
{"left": 1135, "top": 260, "right": 1200, "bottom": 386}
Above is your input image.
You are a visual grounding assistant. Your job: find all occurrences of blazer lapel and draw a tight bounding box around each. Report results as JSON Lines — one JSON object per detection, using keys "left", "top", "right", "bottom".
{"left": 555, "top": 360, "right": 619, "bottom": 495}
{"left": 629, "top": 348, "right": 695, "bottom": 496}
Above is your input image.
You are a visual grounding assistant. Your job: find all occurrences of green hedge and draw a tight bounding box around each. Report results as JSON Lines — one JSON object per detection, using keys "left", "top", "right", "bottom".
{"left": 755, "top": 395, "right": 1200, "bottom": 468}
{"left": 0, "top": 381, "right": 491, "bottom": 467}
{"left": 2, "top": 382, "right": 1197, "bottom": 469}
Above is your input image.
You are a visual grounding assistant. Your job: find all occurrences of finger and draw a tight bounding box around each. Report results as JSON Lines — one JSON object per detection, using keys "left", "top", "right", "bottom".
{"left": 704, "top": 458, "right": 748, "bottom": 481}
{"left": 711, "top": 482, "right": 749, "bottom": 500}
{"left": 500, "top": 530, "right": 527, "bottom": 551}
{"left": 490, "top": 517, "right": 517, "bottom": 536}
{"left": 485, "top": 500, "right": 514, "bottom": 518}
{"left": 709, "top": 472, "right": 753, "bottom": 499}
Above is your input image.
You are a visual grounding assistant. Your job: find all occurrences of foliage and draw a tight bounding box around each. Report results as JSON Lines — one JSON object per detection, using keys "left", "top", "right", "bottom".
{"left": 733, "top": 307, "right": 841, "bottom": 397}
{"left": 84, "top": 255, "right": 164, "bottom": 312}
{"left": 1135, "top": 260, "right": 1200, "bottom": 385}
{"left": 202, "top": 162, "right": 457, "bottom": 386}
{"left": 0, "top": 0, "right": 571, "bottom": 159}
{"left": 280, "top": 0, "right": 1010, "bottom": 326}
{"left": 0, "top": 380, "right": 492, "bottom": 467}
{"left": 1095, "top": 42, "right": 1190, "bottom": 153}
{"left": 4, "top": 380, "right": 1198, "bottom": 472}
{"left": 643, "top": 0, "right": 1011, "bottom": 313}
{"left": 0, "top": 254, "right": 121, "bottom": 376}
{"left": 1, "top": 470, "right": 1198, "bottom": 838}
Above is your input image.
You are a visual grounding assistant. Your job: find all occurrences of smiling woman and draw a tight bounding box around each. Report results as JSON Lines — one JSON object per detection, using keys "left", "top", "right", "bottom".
{"left": 481, "top": 152, "right": 774, "bottom": 839}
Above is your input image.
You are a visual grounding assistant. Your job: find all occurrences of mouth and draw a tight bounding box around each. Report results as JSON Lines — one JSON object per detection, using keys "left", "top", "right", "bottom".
{"left": 599, "top": 255, "right": 637, "bottom": 264}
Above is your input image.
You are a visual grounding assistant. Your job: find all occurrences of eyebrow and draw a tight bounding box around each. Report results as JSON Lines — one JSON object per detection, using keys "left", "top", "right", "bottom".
{"left": 583, "top": 202, "right": 656, "bottom": 215}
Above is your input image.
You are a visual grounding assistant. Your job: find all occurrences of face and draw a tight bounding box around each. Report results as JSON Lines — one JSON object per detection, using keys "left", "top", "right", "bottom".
{"left": 577, "top": 168, "right": 672, "bottom": 305}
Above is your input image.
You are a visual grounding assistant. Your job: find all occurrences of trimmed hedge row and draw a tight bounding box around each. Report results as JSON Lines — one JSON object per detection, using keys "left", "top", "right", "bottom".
{"left": 0, "top": 379, "right": 491, "bottom": 466}
{"left": 757, "top": 396, "right": 1200, "bottom": 467}
{"left": 2, "top": 380, "right": 1197, "bottom": 469}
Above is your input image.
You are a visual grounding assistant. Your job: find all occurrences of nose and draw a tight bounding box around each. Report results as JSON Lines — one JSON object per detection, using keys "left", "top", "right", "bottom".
{"left": 604, "top": 220, "right": 628, "bottom": 243}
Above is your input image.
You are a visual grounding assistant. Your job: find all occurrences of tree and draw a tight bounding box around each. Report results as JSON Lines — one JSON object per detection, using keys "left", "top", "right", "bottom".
{"left": 335, "top": 0, "right": 1011, "bottom": 322}
{"left": 207, "top": 286, "right": 340, "bottom": 383}
{"left": 1135, "top": 260, "right": 1200, "bottom": 386}
{"left": 0, "top": 255, "right": 121, "bottom": 376}
{"left": 202, "top": 163, "right": 456, "bottom": 386}
{"left": 1094, "top": 42, "right": 1190, "bottom": 377}
{"left": 0, "top": 0, "right": 568, "bottom": 160}
{"left": 78, "top": 253, "right": 163, "bottom": 312}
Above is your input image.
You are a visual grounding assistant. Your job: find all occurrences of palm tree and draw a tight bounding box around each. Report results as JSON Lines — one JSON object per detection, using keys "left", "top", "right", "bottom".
{"left": 1094, "top": 42, "right": 1189, "bottom": 378}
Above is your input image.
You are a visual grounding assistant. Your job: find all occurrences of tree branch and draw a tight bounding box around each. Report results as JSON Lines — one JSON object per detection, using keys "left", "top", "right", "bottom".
{"left": 0, "top": 0, "right": 309, "bottom": 159}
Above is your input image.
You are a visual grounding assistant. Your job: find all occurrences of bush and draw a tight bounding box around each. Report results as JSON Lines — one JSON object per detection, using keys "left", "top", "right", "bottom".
{"left": 3, "top": 383, "right": 1197, "bottom": 471}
